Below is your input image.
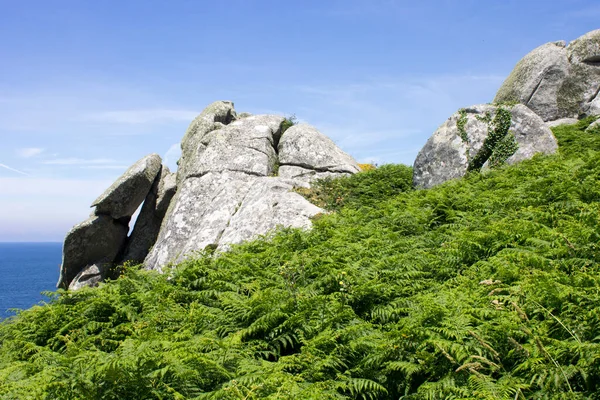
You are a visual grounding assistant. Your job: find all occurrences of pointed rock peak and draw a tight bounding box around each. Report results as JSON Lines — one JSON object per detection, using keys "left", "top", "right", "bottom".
{"left": 92, "top": 153, "right": 162, "bottom": 220}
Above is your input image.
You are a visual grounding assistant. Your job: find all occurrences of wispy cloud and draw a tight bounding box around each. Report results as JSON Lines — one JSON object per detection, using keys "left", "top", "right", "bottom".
{"left": 0, "top": 163, "right": 29, "bottom": 176}
{"left": 80, "top": 165, "right": 129, "bottom": 170}
{"left": 82, "top": 109, "right": 198, "bottom": 125}
{"left": 42, "top": 158, "right": 117, "bottom": 165}
{"left": 163, "top": 142, "right": 181, "bottom": 172}
{"left": 16, "top": 147, "right": 44, "bottom": 158}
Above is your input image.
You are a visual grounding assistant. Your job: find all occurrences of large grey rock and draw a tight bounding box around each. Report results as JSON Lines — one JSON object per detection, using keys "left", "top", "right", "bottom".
{"left": 178, "top": 101, "right": 237, "bottom": 182}
{"left": 57, "top": 215, "right": 128, "bottom": 289}
{"left": 495, "top": 30, "right": 600, "bottom": 121}
{"left": 278, "top": 123, "right": 360, "bottom": 181}
{"left": 92, "top": 154, "right": 162, "bottom": 219}
{"left": 494, "top": 42, "right": 570, "bottom": 121}
{"left": 121, "top": 166, "right": 177, "bottom": 263}
{"left": 144, "top": 171, "right": 323, "bottom": 270}
{"left": 413, "top": 104, "right": 557, "bottom": 189}
{"left": 185, "top": 115, "right": 285, "bottom": 177}
{"left": 68, "top": 263, "right": 111, "bottom": 291}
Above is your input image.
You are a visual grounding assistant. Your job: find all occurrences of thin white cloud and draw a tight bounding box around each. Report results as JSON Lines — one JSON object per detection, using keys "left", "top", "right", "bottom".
{"left": 0, "top": 163, "right": 29, "bottom": 176}
{"left": 163, "top": 142, "right": 181, "bottom": 172}
{"left": 42, "top": 158, "right": 117, "bottom": 165}
{"left": 17, "top": 147, "right": 44, "bottom": 158}
{"left": 82, "top": 109, "right": 198, "bottom": 125}
{"left": 80, "top": 165, "right": 129, "bottom": 170}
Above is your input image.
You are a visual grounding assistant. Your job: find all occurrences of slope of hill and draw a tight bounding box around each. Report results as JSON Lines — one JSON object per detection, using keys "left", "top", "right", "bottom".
{"left": 1, "top": 118, "right": 599, "bottom": 399}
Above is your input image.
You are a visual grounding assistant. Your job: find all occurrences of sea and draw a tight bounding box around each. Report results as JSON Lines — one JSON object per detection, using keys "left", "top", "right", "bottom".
{"left": 0, "top": 242, "right": 61, "bottom": 320}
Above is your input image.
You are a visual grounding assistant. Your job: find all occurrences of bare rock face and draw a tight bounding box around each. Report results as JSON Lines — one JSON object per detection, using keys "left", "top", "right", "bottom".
{"left": 92, "top": 154, "right": 162, "bottom": 220}
{"left": 495, "top": 29, "right": 600, "bottom": 122}
{"left": 278, "top": 123, "right": 360, "bottom": 181}
{"left": 145, "top": 105, "right": 359, "bottom": 271}
{"left": 120, "top": 166, "right": 177, "bottom": 263}
{"left": 413, "top": 104, "right": 558, "bottom": 189}
{"left": 144, "top": 171, "right": 323, "bottom": 270}
{"left": 57, "top": 216, "right": 128, "bottom": 289}
{"left": 58, "top": 154, "right": 165, "bottom": 289}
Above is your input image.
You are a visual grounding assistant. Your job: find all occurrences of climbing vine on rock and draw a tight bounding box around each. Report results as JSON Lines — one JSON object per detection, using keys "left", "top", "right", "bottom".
{"left": 467, "top": 106, "right": 518, "bottom": 171}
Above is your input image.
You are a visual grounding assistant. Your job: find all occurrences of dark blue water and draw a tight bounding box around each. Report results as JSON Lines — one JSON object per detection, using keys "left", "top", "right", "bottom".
{"left": 0, "top": 243, "right": 61, "bottom": 319}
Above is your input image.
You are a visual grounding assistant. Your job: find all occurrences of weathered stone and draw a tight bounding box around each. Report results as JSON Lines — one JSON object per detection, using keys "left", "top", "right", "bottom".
{"left": 546, "top": 118, "right": 579, "bottom": 128}
{"left": 217, "top": 177, "right": 323, "bottom": 251}
{"left": 237, "top": 112, "right": 253, "bottom": 119}
{"left": 567, "top": 29, "right": 600, "bottom": 64}
{"left": 185, "top": 115, "right": 285, "bottom": 177}
{"left": 57, "top": 215, "right": 128, "bottom": 289}
{"left": 178, "top": 101, "right": 237, "bottom": 182}
{"left": 495, "top": 30, "right": 600, "bottom": 121}
{"left": 68, "top": 263, "right": 111, "bottom": 291}
{"left": 413, "top": 104, "right": 558, "bottom": 189}
{"left": 278, "top": 123, "right": 360, "bottom": 180}
{"left": 494, "top": 42, "right": 570, "bottom": 121}
{"left": 144, "top": 171, "right": 323, "bottom": 270}
{"left": 121, "top": 166, "right": 177, "bottom": 263}
{"left": 92, "top": 154, "right": 162, "bottom": 219}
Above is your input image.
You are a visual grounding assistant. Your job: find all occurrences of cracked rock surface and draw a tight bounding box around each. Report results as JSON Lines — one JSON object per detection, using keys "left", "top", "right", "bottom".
{"left": 413, "top": 104, "right": 557, "bottom": 189}
{"left": 144, "top": 104, "right": 358, "bottom": 271}
{"left": 495, "top": 29, "right": 600, "bottom": 122}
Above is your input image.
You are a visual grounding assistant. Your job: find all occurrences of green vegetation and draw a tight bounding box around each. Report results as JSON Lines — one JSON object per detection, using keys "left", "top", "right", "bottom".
{"left": 468, "top": 107, "right": 517, "bottom": 171}
{"left": 2, "top": 120, "right": 600, "bottom": 399}
{"left": 280, "top": 114, "right": 298, "bottom": 136}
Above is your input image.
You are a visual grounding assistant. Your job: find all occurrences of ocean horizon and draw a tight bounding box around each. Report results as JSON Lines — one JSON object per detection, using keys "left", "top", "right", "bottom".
{"left": 0, "top": 242, "right": 62, "bottom": 320}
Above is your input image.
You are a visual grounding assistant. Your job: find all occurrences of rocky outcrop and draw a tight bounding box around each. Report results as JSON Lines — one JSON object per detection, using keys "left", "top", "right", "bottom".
{"left": 278, "top": 123, "right": 360, "bottom": 181}
{"left": 145, "top": 105, "right": 358, "bottom": 271}
{"left": 495, "top": 29, "right": 600, "bottom": 122}
{"left": 413, "top": 104, "right": 558, "bottom": 189}
{"left": 59, "top": 101, "right": 359, "bottom": 286}
{"left": 58, "top": 154, "right": 167, "bottom": 289}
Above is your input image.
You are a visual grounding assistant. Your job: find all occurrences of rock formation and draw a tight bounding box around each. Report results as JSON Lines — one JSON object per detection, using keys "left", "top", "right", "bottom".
{"left": 58, "top": 101, "right": 360, "bottom": 288}
{"left": 495, "top": 29, "right": 600, "bottom": 122}
{"left": 413, "top": 104, "right": 558, "bottom": 189}
{"left": 145, "top": 104, "right": 359, "bottom": 270}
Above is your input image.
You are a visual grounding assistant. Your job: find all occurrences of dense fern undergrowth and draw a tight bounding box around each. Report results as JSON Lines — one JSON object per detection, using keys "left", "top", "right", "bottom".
{"left": 2, "top": 119, "right": 600, "bottom": 399}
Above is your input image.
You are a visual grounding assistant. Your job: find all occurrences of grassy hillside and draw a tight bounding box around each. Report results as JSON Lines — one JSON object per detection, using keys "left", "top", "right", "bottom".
{"left": 1, "top": 119, "right": 600, "bottom": 399}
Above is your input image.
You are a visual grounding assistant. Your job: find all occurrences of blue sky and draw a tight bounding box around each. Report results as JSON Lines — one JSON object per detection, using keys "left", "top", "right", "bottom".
{"left": 1, "top": 0, "right": 598, "bottom": 241}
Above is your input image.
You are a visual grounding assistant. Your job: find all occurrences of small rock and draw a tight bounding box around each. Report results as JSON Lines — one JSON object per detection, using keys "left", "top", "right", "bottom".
{"left": 68, "top": 263, "right": 111, "bottom": 290}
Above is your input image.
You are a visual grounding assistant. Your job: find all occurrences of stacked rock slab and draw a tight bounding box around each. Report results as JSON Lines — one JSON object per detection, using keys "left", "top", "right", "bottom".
{"left": 57, "top": 154, "right": 164, "bottom": 289}
{"left": 144, "top": 102, "right": 360, "bottom": 271}
{"left": 495, "top": 29, "right": 600, "bottom": 122}
{"left": 413, "top": 104, "right": 558, "bottom": 189}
